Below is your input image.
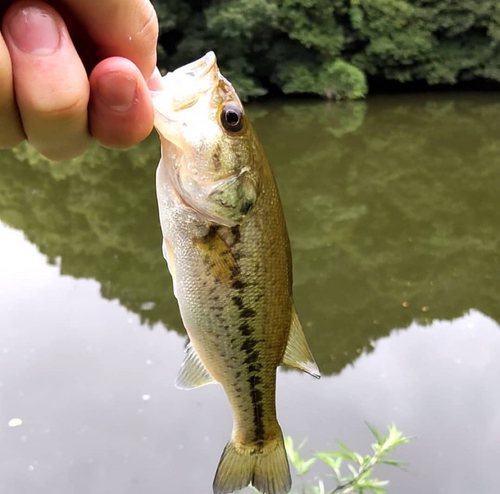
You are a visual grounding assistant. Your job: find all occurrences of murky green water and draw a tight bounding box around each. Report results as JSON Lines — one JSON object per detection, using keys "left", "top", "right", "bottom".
{"left": 1, "top": 93, "right": 499, "bottom": 494}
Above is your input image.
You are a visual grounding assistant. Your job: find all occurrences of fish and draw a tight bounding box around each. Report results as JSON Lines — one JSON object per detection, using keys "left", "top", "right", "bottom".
{"left": 151, "top": 52, "right": 320, "bottom": 494}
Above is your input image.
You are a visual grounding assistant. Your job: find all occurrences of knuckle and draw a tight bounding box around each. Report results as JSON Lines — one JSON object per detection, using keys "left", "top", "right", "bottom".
{"left": 35, "top": 93, "right": 88, "bottom": 122}
{"left": 138, "top": 3, "right": 159, "bottom": 42}
{"left": 134, "top": 2, "right": 158, "bottom": 75}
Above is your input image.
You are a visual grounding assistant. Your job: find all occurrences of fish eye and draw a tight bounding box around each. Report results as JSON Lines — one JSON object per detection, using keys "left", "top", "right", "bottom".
{"left": 221, "top": 104, "right": 244, "bottom": 132}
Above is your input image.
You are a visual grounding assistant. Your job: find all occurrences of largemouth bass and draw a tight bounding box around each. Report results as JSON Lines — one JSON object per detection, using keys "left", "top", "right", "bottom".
{"left": 152, "top": 52, "right": 320, "bottom": 494}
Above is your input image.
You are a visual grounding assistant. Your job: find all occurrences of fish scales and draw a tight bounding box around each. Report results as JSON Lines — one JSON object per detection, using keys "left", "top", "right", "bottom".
{"left": 159, "top": 154, "right": 290, "bottom": 445}
{"left": 153, "top": 52, "right": 319, "bottom": 494}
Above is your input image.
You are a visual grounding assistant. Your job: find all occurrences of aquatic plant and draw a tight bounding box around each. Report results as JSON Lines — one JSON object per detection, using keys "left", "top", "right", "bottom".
{"left": 282, "top": 424, "right": 411, "bottom": 494}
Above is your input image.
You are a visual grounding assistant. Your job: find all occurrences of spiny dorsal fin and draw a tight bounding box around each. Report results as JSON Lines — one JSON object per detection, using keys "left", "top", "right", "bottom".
{"left": 282, "top": 306, "right": 321, "bottom": 379}
{"left": 175, "top": 343, "right": 217, "bottom": 390}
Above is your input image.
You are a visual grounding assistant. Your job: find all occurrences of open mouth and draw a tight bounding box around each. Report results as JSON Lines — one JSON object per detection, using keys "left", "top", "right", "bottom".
{"left": 155, "top": 52, "right": 219, "bottom": 112}
{"left": 176, "top": 51, "right": 216, "bottom": 80}
{"left": 151, "top": 52, "right": 221, "bottom": 151}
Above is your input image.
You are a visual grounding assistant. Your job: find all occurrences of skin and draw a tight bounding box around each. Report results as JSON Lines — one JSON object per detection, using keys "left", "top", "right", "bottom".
{"left": 0, "top": 0, "right": 160, "bottom": 160}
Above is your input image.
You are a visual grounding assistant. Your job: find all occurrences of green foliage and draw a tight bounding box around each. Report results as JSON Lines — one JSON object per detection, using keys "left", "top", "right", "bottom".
{"left": 284, "top": 437, "right": 317, "bottom": 476}
{"left": 350, "top": 0, "right": 435, "bottom": 81}
{"left": 205, "top": 0, "right": 279, "bottom": 39}
{"left": 318, "top": 60, "right": 367, "bottom": 100}
{"left": 276, "top": 58, "right": 367, "bottom": 100}
{"left": 285, "top": 424, "right": 411, "bottom": 494}
{"left": 277, "top": 0, "right": 346, "bottom": 57}
{"left": 151, "top": 0, "right": 500, "bottom": 99}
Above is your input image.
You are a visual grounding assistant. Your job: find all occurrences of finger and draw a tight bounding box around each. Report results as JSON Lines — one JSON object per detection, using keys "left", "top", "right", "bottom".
{"left": 89, "top": 57, "right": 154, "bottom": 149}
{"left": 147, "top": 66, "right": 163, "bottom": 91}
{"left": 0, "top": 34, "right": 25, "bottom": 148}
{"left": 61, "top": 0, "right": 158, "bottom": 79}
{"left": 3, "top": 1, "right": 91, "bottom": 161}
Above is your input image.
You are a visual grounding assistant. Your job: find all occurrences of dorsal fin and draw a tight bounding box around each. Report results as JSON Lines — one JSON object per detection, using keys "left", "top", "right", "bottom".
{"left": 282, "top": 306, "right": 321, "bottom": 379}
{"left": 175, "top": 343, "right": 217, "bottom": 390}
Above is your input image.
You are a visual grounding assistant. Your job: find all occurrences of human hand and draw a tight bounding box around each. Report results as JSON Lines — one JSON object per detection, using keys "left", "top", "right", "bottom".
{"left": 0, "top": 0, "right": 160, "bottom": 161}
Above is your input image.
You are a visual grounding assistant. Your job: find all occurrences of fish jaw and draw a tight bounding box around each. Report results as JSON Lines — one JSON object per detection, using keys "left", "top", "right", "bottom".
{"left": 152, "top": 51, "right": 218, "bottom": 111}
{"left": 150, "top": 51, "right": 219, "bottom": 148}
{"left": 152, "top": 52, "right": 261, "bottom": 227}
{"left": 156, "top": 144, "right": 256, "bottom": 228}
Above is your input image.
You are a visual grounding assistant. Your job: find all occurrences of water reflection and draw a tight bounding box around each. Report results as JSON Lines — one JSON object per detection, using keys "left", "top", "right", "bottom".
{"left": 1, "top": 93, "right": 499, "bottom": 378}
{"left": 2, "top": 222, "right": 498, "bottom": 494}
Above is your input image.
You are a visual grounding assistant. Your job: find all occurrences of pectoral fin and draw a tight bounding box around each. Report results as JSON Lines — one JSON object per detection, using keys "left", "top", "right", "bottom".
{"left": 193, "top": 228, "right": 239, "bottom": 284}
{"left": 175, "top": 342, "right": 217, "bottom": 390}
{"left": 282, "top": 306, "right": 321, "bottom": 379}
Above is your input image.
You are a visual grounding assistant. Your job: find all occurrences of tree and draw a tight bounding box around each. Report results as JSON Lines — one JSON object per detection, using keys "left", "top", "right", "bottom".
{"left": 151, "top": 0, "right": 500, "bottom": 99}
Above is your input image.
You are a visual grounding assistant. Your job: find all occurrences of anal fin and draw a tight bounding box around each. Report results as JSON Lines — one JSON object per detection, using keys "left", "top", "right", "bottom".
{"left": 281, "top": 305, "right": 321, "bottom": 379}
{"left": 175, "top": 343, "right": 217, "bottom": 390}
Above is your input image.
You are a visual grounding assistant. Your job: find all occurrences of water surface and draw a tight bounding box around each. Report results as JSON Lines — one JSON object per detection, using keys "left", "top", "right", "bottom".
{"left": 1, "top": 93, "right": 499, "bottom": 493}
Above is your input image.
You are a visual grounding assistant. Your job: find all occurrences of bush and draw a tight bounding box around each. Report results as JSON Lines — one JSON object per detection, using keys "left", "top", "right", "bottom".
{"left": 151, "top": 0, "right": 500, "bottom": 100}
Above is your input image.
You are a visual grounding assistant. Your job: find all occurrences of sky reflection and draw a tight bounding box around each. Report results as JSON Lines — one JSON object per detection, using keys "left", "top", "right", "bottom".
{"left": 1, "top": 222, "right": 499, "bottom": 494}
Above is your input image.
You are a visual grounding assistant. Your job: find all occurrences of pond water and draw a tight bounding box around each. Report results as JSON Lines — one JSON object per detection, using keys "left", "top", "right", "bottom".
{"left": 0, "top": 93, "right": 499, "bottom": 494}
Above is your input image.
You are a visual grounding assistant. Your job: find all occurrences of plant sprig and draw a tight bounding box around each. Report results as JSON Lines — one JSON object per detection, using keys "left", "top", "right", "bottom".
{"left": 284, "top": 423, "right": 412, "bottom": 494}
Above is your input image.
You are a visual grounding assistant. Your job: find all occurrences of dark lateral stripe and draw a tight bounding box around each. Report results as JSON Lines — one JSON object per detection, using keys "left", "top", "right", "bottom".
{"left": 230, "top": 225, "right": 241, "bottom": 244}
{"left": 231, "top": 294, "right": 257, "bottom": 320}
{"left": 248, "top": 374, "right": 261, "bottom": 386}
{"left": 248, "top": 362, "right": 263, "bottom": 373}
{"left": 240, "top": 307, "right": 256, "bottom": 319}
{"left": 249, "top": 375, "right": 265, "bottom": 441}
{"left": 230, "top": 264, "right": 240, "bottom": 278}
{"left": 238, "top": 322, "right": 253, "bottom": 336}
{"left": 240, "top": 337, "right": 258, "bottom": 353}
{"left": 244, "top": 350, "right": 259, "bottom": 365}
{"left": 231, "top": 279, "right": 245, "bottom": 290}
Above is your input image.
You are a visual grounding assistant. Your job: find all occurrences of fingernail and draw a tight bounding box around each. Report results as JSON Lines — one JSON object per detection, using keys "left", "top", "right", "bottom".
{"left": 98, "top": 74, "right": 138, "bottom": 111}
{"left": 8, "top": 6, "right": 60, "bottom": 55}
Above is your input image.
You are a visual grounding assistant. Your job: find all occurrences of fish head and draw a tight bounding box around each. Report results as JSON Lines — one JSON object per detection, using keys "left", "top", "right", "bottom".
{"left": 152, "top": 52, "right": 260, "bottom": 227}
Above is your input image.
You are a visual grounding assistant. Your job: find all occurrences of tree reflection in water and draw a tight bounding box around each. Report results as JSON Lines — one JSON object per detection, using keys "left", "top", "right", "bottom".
{"left": 1, "top": 94, "right": 498, "bottom": 376}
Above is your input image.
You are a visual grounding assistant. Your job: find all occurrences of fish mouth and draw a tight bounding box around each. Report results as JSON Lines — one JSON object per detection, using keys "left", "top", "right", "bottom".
{"left": 174, "top": 51, "right": 217, "bottom": 81}
{"left": 152, "top": 52, "right": 219, "bottom": 115}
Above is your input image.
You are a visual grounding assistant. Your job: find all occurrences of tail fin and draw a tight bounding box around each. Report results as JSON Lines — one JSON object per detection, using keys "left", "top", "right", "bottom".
{"left": 213, "top": 433, "right": 291, "bottom": 494}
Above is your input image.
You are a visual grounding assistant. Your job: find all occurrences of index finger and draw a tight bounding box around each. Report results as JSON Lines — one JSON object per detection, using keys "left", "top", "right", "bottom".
{"left": 62, "top": 0, "right": 158, "bottom": 78}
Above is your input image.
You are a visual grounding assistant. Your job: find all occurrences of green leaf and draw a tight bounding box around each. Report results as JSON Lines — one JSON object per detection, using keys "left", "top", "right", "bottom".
{"left": 380, "top": 459, "right": 403, "bottom": 467}
{"left": 298, "top": 457, "right": 317, "bottom": 475}
{"left": 311, "top": 479, "right": 326, "bottom": 494}
{"left": 283, "top": 424, "right": 411, "bottom": 494}
{"left": 353, "top": 452, "right": 365, "bottom": 465}
{"left": 297, "top": 437, "right": 309, "bottom": 451}
{"left": 315, "top": 452, "right": 342, "bottom": 472}
{"left": 365, "top": 422, "right": 383, "bottom": 445}
{"left": 347, "top": 463, "right": 359, "bottom": 477}
{"left": 336, "top": 441, "right": 357, "bottom": 461}
{"left": 356, "top": 478, "right": 389, "bottom": 494}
